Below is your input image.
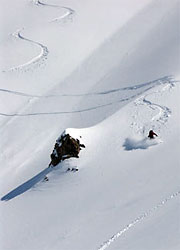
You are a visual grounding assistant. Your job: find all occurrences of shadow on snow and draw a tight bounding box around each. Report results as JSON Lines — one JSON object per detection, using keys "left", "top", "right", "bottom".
{"left": 1, "top": 167, "right": 52, "bottom": 201}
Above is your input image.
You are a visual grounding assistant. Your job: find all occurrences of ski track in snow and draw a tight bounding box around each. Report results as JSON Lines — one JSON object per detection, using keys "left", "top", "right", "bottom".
{"left": 0, "top": 103, "right": 116, "bottom": 117}
{"left": 0, "top": 76, "right": 176, "bottom": 118}
{"left": 3, "top": 29, "right": 49, "bottom": 73}
{"left": 97, "top": 79, "right": 179, "bottom": 250}
{"left": 3, "top": 0, "right": 75, "bottom": 73}
{"left": 98, "top": 190, "right": 180, "bottom": 250}
{"left": 132, "top": 79, "right": 175, "bottom": 135}
{"left": 32, "top": 0, "right": 75, "bottom": 23}
{"left": 0, "top": 75, "right": 173, "bottom": 98}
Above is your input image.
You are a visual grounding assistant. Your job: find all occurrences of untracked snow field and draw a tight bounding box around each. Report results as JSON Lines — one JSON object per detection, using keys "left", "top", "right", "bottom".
{"left": 0, "top": 0, "right": 180, "bottom": 250}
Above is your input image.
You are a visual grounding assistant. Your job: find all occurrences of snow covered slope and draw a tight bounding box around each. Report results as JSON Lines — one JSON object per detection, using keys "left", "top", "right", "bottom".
{"left": 0, "top": 0, "right": 180, "bottom": 249}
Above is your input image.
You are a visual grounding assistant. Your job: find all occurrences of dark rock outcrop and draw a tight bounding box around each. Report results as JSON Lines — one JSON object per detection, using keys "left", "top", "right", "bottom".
{"left": 49, "top": 133, "right": 85, "bottom": 167}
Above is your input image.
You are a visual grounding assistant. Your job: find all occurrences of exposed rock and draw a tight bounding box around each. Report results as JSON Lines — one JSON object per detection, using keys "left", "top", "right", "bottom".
{"left": 49, "top": 132, "right": 85, "bottom": 167}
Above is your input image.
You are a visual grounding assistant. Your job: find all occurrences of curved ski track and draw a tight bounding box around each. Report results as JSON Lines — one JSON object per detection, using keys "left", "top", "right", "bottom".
{"left": 4, "top": 29, "right": 49, "bottom": 73}
{"left": 32, "top": 0, "right": 75, "bottom": 23}
{"left": 132, "top": 80, "right": 174, "bottom": 135}
{"left": 3, "top": 0, "right": 75, "bottom": 73}
{"left": 98, "top": 190, "right": 180, "bottom": 250}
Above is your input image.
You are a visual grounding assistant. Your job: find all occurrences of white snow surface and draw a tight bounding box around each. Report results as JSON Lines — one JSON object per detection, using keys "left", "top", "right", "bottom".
{"left": 0, "top": 0, "right": 180, "bottom": 250}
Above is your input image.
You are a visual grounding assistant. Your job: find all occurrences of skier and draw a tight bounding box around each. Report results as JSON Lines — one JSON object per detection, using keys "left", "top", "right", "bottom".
{"left": 148, "top": 130, "right": 158, "bottom": 139}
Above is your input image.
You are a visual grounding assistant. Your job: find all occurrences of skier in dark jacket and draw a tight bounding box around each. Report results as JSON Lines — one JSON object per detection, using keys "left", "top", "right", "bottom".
{"left": 148, "top": 130, "right": 158, "bottom": 139}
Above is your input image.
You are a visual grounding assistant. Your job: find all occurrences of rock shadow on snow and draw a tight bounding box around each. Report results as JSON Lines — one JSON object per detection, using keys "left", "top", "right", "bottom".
{"left": 1, "top": 167, "right": 52, "bottom": 201}
{"left": 123, "top": 137, "right": 159, "bottom": 151}
{"left": 1, "top": 130, "right": 85, "bottom": 202}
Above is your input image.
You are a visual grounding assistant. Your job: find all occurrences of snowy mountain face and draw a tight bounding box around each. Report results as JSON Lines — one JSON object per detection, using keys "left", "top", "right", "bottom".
{"left": 0, "top": 0, "right": 180, "bottom": 249}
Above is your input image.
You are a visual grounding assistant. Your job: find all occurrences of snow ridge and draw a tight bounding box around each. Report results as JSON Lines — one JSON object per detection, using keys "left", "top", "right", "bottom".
{"left": 98, "top": 190, "right": 180, "bottom": 250}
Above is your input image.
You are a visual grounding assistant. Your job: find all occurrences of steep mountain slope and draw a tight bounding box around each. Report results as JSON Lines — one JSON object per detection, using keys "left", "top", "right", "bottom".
{"left": 0, "top": 0, "right": 180, "bottom": 250}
